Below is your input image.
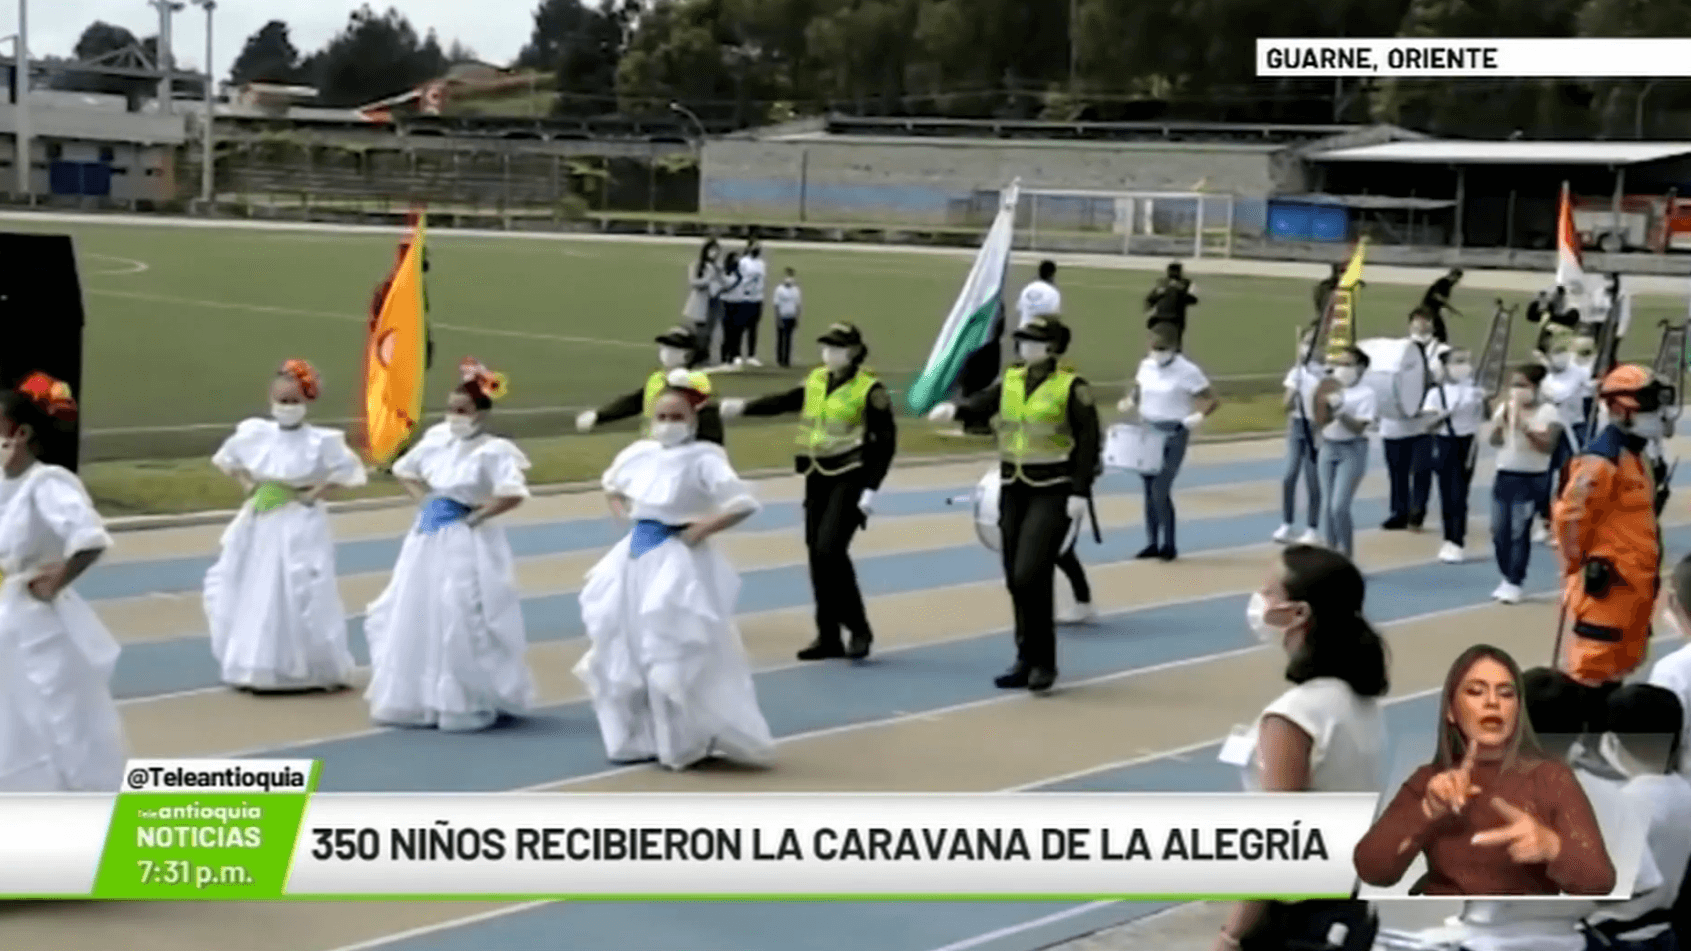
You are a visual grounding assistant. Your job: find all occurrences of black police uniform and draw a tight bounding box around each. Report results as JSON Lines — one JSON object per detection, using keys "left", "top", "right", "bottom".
{"left": 590, "top": 326, "right": 725, "bottom": 445}
{"left": 739, "top": 323, "right": 897, "bottom": 660}
{"left": 954, "top": 317, "right": 1101, "bottom": 692}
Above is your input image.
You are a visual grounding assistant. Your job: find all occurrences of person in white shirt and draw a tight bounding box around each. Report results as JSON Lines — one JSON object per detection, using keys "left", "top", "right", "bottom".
{"left": 1537, "top": 329, "right": 1594, "bottom": 541}
{"left": 1017, "top": 260, "right": 1062, "bottom": 328}
{"left": 1581, "top": 684, "right": 1691, "bottom": 951}
{"left": 1313, "top": 347, "right": 1377, "bottom": 558}
{"left": 1487, "top": 364, "right": 1564, "bottom": 604}
{"left": 1381, "top": 309, "right": 1447, "bottom": 532}
{"left": 1215, "top": 544, "right": 1385, "bottom": 951}
{"left": 1421, "top": 348, "right": 1489, "bottom": 564}
{"left": 735, "top": 241, "right": 768, "bottom": 367}
{"left": 1118, "top": 323, "right": 1219, "bottom": 561}
{"left": 1649, "top": 553, "right": 1691, "bottom": 778}
{"left": 772, "top": 267, "right": 802, "bottom": 368}
{"left": 716, "top": 250, "right": 749, "bottom": 366}
{"left": 1275, "top": 324, "right": 1325, "bottom": 546}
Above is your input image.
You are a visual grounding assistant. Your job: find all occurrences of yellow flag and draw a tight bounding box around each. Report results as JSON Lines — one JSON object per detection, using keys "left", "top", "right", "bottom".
{"left": 1338, "top": 236, "right": 1368, "bottom": 289}
{"left": 361, "top": 216, "right": 429, "bottom": 466}
{"left": 1323, "top": 237, "right": 1368, "bottom": 362}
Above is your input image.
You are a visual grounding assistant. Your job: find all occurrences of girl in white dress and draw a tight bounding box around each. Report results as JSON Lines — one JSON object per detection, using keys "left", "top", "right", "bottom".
{"left": 363, "top": 358, "right": 537, "bottom": 732}
{"left": 576, "top": 378, "right": 774, "bottom": 770}
{"left": 0, "top": 373, "right": 128, "bottom": 791}
{"left": 203, "top": 359, "right": 367, "bottom": 692}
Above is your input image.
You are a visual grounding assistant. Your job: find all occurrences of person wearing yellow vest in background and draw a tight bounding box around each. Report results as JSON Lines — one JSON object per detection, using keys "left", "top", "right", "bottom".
{"left": 575, "top": 325, "right": 725, "bottom": 446}
{"left": 927, "top": 316, "right": 1102, "bottom": 693}
{"left": 1552, "top": 365, "right": 1673, "bottom": 688}
{"left": 720, "top": 322, "right": 897, "bottom": 661}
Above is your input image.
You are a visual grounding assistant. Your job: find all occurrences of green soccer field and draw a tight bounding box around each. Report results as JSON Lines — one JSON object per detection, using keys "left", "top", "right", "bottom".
{"left": 2, "top": 217, "right": 1675, "bottom": 513}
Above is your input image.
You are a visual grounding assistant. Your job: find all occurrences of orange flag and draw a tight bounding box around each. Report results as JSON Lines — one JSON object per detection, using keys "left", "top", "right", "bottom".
{"left": 360, "top": 215, "right": 429, "bottom": 466}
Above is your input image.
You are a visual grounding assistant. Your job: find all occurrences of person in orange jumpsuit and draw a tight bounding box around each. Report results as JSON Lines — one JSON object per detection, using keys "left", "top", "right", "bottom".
{"left": 1551, "top": 364, "right": 1675, "bottom": 689}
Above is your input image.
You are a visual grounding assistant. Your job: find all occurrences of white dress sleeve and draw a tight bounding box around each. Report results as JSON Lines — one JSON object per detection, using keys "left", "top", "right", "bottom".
{"left": 317, "top": 429, "right": 369, "bottom": 488}
{"left": 390, "top": 422, "right": 449, "bottom": 482}
{"left": 1260, "top": 682, "right": 1343, "bottom": 776}
{"left": 697, "top": 446, "right": 758, "bottom": 516}
{"left": 483, "top": 438, "right": 532, "bottom": 499}
{"left": 211, "top": 418, "right": 271, "bottom": 475}
{"left": 34, "top": 470, "right": 112, "bottom": 558}
{"left": 602, "top": 441, "right": 652, "bottom": 495}
{"left": 1182, "top": 360, "right": 1211, "bottom": 393}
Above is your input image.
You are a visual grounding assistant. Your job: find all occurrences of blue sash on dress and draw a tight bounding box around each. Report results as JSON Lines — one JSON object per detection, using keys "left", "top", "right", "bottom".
{"left": 417, "top": 497, "right": 475, "bottom": 535}
{"left": 630, "top": 519, "right": 683, "bottom": 558}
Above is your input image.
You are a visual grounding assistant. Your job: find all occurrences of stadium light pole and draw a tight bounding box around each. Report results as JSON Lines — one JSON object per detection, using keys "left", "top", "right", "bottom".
{"left": 13, "top": 0, "right": 30, "bottom": 201}
{"left": 191, "top": 0, "right": 214, "bottom": 207}
{"left": 148, "top": 0, "right": 186, "bottom": 115}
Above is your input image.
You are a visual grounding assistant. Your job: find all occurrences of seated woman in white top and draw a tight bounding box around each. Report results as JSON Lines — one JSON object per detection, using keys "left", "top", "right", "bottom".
{"left": 1216, "top": 543, "right": 1386, "bottom": 951}
{"left": 1118, "top": 323, "right": 1219, "bottom": 561}
{"left": 1487, "top": 364, "right": 1563, "bottom": 605}
{"left": 576, "top": 379, "right": 774, "bottom": 770}
{"left": 1312, "top": 347, "right": 1378, "bottom": 558}
{"left": 1276, "top": 324, "right": 1326, "bottom": 546}
{"left": 363, "top": 358, "right": 537, "bottom": 732}
{"left": 0, "top": 374, "right": 128, "bottom": 791}
{"left": 203, "top": 359, "right": 367, "bottom": 692}
{"left": 1419, "top": 348, "right": 1489, "bottom": 565}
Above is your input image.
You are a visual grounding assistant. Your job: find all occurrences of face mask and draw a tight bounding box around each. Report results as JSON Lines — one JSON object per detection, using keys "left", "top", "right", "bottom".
{"left": 1575, "top": 354, "right": 1595, "bottom": 370}
{"left": 650, "top": 421, "right": 693, "bottom": 447}
{"left": 271, "top": 402, "right": 306, "bottom": 427}
{"left": 1411, "top": 331, "right": 1432, "bottom": 344}
{"left": 1448, "top": 364, "right": 1473, "bottom": 382}
{"left": 1627, "top": 412, "right": 1666, "bottom": 439}
{"left": 1149, "top": 348, "right": 1174, "bottom": 366}
{"left": 447, "top": 414, "right": 478, "bottom": 439}
{"left": 1246, "top": 592, "right": 1286, "bottom": 645}
{"left": 658, "top": 346, "right": 689, "bottom": 370}
{"left": 1550, "top": 353, "right": 1571, "bottom": 371}
{"left": 820, "top": 346, "right": 852, "bottom": 371}
{"left": 1511, "top": 386, "right": 1534, "bottom": 404}
{"left": 1333, "top": 366, "right": 1359, "bottom": 386}
{"left": 1019, "top": 341, "right": 1051, "bottom": 363}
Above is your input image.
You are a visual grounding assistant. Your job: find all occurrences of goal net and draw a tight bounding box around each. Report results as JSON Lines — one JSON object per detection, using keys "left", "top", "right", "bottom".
{"left": 1017, "top": 188, "right": 1235, "bottom": 259}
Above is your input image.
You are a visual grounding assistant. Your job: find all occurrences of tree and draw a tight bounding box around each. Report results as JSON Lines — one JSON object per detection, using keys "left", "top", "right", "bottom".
{"left": 73, "top": 22, "right": 140, "bottom": 63}
{"left": 1577, "top": 0, "right": 1691, "bottom": 136}
{"left": 229, "top": 20, "right": 303, "bottom": 85}
{"left": 517, "top": 0, "right": 634, "bottom": 115}
{"left": 300, "top": 6, "right": 451, "bottom": 107}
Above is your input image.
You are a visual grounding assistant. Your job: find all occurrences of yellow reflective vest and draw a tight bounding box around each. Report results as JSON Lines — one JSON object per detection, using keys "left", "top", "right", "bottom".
{"left": 797, "top": 367, "right": 876, "bottom": 474}
{"left": 997, "top": 365, "right": 1075, "bottom": 483}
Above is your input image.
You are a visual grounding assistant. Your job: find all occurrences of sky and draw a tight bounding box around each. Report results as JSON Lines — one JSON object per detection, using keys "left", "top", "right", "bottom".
{"left": 1, "top": 0, "right": 535, "bottom": 76}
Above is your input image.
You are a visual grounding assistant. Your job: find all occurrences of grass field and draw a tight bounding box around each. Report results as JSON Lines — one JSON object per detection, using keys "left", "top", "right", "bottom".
{"left": 3, "top": 218, "right": 1677, "bottom": 513}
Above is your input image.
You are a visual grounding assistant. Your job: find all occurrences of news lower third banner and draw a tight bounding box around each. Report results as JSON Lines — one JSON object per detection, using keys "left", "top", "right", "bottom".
{"left": 1258, "top": 38, "right": 1691, "bottom": 77}
{"left": 0, "top": 760, "right": 1382, "bottom": 900}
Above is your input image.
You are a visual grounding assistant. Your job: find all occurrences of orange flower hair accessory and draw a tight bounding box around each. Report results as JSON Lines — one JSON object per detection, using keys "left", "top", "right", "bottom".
{"left": 16, "top": 372, "right": 77, "bottom": 423}
{"left": 278, "top": 359, "right": 321, "bottom": 401}
{"left": 458, "top": 357, "right": 509, "bottom": 402}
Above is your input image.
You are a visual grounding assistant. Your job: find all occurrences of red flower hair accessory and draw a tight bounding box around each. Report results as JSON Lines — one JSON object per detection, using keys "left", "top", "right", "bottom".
{"left": 16, "top": 372, "right": 77, "bottom": 423}
{"left": 279, "top": 359, "right": 321, "bottom": 401}
{"left": 458, "top": 357, "right": 509, "bottom": 402}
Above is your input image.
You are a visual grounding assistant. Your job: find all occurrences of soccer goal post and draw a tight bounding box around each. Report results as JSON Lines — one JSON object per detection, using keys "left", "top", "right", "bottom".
{"left": 1018, "top": 188, "right": 1235, "bottom": 259}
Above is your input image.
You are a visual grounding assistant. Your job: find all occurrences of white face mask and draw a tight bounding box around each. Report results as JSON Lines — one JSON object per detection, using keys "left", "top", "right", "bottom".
{"left": 1246, "top": 592, "right": 1286, "bottom": 645}
{"left": 658, "top": 346, "right": 689, "bottom": 370}
{"left": 1574, "top": 354, "right": 1595, "bottom": 370}
{"left": 650, "top": 421, "right": 693, "bottom": 447}
{"left": 1333, "top": 366, "right": 1359, "bottom": 386}
{"left": 1628, "top": 412, "right": 1666, "bottom": 439}
{"left": 1511, "top": 386, "right": 1535, "bottom": 404}
{"left": 1019, "top": 341, "right": 1051, "bottom": 363}
{"left": 271, "top": 402, "right": 306, "bottom": 427}
{"left": 1550, "top": 353, "right": 1571, "bottom": 371}
{"left": 1149, "top": 348, "right": 1175, "bottom": 366}
{"left": 820, "top": 345, "right": 852, "bottom": 371}
{"left": 447, "top": 414, "right": 478, "bottom": 439}
{"left": 1447, "top": 364, "right": 1473, "bottom": 383}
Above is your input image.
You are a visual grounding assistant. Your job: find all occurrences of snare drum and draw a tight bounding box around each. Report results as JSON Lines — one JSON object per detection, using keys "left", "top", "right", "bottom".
{"left": 971, "top": 467, "right": 1002, "bottom": 551}
{"left": 1104, "top": 423, "right": 1168, "bottom": 475}
{"left": 1356, "top": 337, "right": 1433, "bottom": 421}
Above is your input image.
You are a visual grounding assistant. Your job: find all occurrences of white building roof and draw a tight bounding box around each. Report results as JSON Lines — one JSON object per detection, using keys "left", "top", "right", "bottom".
{"left": 1310, "top": 140, "right": 1691, "bottom": 165}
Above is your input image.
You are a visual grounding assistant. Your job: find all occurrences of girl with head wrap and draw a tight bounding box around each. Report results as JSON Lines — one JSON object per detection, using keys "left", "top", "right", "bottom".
{"left": 362, "top": 358, "right": 537, "bottom": 732}
{"left": 576, "top": 373, "right": 774, "bottom": 769}
{"left": 0, "top": 372, "right": 128, "bottom": 790}
{"left": 203, "top": 360, "right": 367, "bottom": 692}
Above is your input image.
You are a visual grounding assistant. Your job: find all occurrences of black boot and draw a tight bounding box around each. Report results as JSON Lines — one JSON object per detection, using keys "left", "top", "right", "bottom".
{"left": 994, "top": 664, "right": 1030, "bottom": 689}
{"left": 797, "top": 639, "right": 846, "bottom": 661}
{"left": 845, "top": 632, "right": 872, "bottom": 660}
{"left": 1026, "top": 668, "right": 1056, "bottom": 692}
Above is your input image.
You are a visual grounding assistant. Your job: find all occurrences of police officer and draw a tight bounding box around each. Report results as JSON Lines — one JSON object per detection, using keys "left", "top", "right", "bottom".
{"left": 928, "top": 316, "right": 1102, "bottom": 692}
{"left": 721, "top": 322, "right": 896, "bottom": 661}
{"left": 576, "top": 325, "right": 724, "bottom": 445}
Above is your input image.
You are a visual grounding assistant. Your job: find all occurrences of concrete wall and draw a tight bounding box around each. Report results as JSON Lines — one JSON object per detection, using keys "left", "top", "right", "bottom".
{"left": 702, "top": 136, "right": 1282, "bottom": 227}
{"left": 0, "top": 101, "right": 185, "bottom": 202}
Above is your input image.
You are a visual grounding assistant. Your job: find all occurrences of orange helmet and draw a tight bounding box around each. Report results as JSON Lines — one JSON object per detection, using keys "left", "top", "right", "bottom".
{"left": 1599, "top": 365, "right": 1673, "bottom": 413}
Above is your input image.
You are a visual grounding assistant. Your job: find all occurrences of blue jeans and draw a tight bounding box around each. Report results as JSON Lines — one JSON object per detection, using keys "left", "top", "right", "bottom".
{"left": 1141, "top": 420, "right": 1190, "bottom": 551}
{"left": 1283, "top": 419, "right": 1321, "bottom": 528}
{"left": 1318, "top": 438, "right": 1368, "bottom": 556}
{"left": 1493, "top": 470, "right": 1549, "bottom": 585}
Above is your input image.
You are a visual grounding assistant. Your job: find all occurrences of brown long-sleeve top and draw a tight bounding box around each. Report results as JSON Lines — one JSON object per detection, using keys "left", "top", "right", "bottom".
{"left": 1352, "top": 757, "right": 1615, "bottom": 897}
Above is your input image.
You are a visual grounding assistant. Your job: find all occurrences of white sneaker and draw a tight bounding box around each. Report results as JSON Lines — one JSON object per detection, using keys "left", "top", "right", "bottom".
{"left": 1493, "top": 582, "right": 1523, "bottom": 605}
{"left": 732, "top": 357, "right": 746, "bottom": 368}
{"left": 1532, "top": 522, "right": 1549, "bottom": 545}
{"left": 1297, "top": 528, "right": 1323, "bottom": 546}
{"left": 1438, "top": 542, "right": 1464, "bottom": 564}
{"left": 745, "top": 357, "right": 763, "bottom": 368}
{"left": 1057, "top": 602, "right": 1096, "bottom": 625}
{"left": 1272, "top": 524, "right": 1296, "bottom": 544}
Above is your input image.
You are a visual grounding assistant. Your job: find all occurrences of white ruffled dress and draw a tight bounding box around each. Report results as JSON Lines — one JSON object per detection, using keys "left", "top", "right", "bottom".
{"left": 363, "top": 422, "right": 537, "bottom": 732}
{"left": 203, "top": 418, "right": 368, "bottom": 691}
{"left": 575, "top": 438, "right": 774, "bottom": 770}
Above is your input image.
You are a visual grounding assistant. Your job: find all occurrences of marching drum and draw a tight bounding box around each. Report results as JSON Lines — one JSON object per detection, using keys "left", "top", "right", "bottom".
{"left": 1356, "top": 337, "right": 1433, "bottom": 421}
{"left": 1103, "top": 422, "right": 1167, "bottom": 476}
{"left": 967, "top": 466, "right": 1083, "bottom": 555}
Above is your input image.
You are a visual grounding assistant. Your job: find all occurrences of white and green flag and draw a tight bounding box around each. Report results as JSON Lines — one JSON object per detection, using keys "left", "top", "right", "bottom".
{"left": 905, "top": 179, "right": 1020, "bottom": 415}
